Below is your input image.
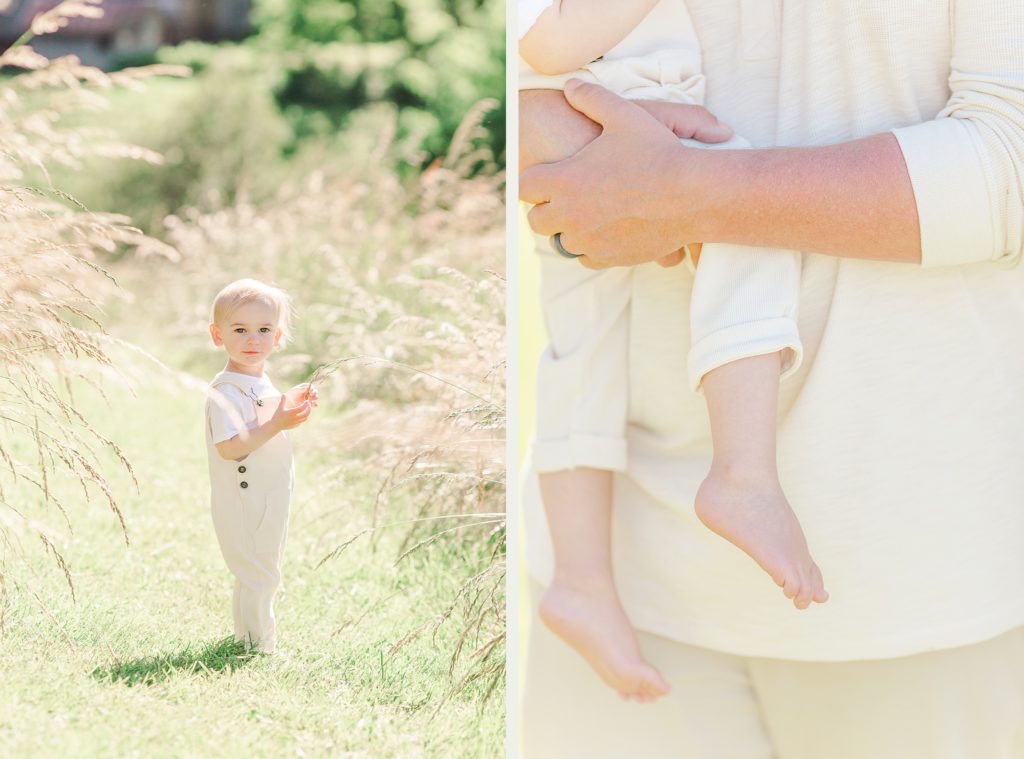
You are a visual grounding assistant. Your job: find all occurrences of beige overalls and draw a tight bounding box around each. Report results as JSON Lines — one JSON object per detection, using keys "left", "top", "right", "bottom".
{"left": 205, "top": 378, "right": 293, "bottom": 653}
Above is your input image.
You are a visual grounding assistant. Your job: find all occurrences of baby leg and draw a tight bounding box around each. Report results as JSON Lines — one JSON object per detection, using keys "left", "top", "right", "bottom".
{"left": 539, "top": 468, "right": 670, "bottom": 701}
{"left": 695, "top": 354, "right": 827, "bottom": 609}
{"left": 212, "top": 507, "right": 282, "bottom": 651}
{"left": 232, "top": 578, "right": 245, "bottom": 642}
{"left": 232, "top": 558, "right": 281, "bottom": 653}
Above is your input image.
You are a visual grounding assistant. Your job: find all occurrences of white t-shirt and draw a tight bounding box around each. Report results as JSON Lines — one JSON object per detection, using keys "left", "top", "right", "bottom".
{"left": 207, "top": 370, "right": 279, "bottom": 445}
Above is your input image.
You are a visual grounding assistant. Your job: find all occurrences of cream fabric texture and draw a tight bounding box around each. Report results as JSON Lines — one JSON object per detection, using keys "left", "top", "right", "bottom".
{"left": 206, "top": 371, "right": 294, "bottom": 653}
{"left": 521, "top": 582, "right": 1024, "bottom": 759}
{"left": 524, "top": 0, "right": 803, "bottom": 473}
{"left": 521, "top": 0, "right": 1024, "bottom": 661}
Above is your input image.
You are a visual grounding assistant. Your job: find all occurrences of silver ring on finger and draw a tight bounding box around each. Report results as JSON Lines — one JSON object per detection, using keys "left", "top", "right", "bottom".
{"left": 552, "top": 233, "right": 582, "bottom": 259}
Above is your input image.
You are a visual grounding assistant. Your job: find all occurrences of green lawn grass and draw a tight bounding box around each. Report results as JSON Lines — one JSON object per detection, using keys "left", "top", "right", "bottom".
{"left": 0, "top": 353, "right": 503, "bottom": 758}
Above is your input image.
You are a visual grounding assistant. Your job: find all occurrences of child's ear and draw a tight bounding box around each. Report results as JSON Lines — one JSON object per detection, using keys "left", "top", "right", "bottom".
{"left": 274, "top": 328, "right": 283, "bottom": 348}
{"left": 210, "top": 323, "right": 223, "bottom": 346}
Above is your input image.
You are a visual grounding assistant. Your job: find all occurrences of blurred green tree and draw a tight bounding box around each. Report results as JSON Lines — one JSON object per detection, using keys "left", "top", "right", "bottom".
{"left": 239, "top": 0, "right": 504, "bottom": 163}
{"left": 69, "top": 0, "right": 505, "bottom": 227}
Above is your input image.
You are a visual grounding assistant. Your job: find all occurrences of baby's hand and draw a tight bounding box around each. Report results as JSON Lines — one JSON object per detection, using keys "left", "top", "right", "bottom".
{"left": 285, "top": 383, "right": 319, "bottom": 408}
{"left": 271, "top": 395, "right": 312, "bottom": 431}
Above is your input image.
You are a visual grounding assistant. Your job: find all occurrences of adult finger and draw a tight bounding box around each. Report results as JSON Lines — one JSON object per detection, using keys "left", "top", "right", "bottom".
{"left": 636, "top": 101, "right": 733, "bottom": 143}
{"left": 551, "top": 231, "right": 599, "bottom": 267}
{"left": 519, "top": 163, "right": 555, "bottom": 206}
{"left": 656, "top": 249, "right": 686, "bottom": 268}
{"left": 562, "top": 79, "right": 654, "bottom": 132}
{"left": 578, "top": 255, "right": 609, "bottom": 270}
{"left": 526, "top": 201, "right": 562, "bottom": 237}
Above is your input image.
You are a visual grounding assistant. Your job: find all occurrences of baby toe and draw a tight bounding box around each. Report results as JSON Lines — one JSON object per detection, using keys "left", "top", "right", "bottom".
{"left": 811, "top": 565, "right": 829, "bottom": 603}
{"left": 782, "top": 574, "right": 800, "bottom": 600}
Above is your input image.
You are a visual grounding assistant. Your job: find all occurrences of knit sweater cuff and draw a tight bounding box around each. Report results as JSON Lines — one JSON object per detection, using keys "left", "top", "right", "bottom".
{"left": 892, "top": 119, "right": 996, "bottom": 267}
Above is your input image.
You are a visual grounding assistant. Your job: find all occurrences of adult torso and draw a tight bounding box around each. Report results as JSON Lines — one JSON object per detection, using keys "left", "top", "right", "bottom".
{"left": 525, "top": 0, "right": 1024, "bottom": 660}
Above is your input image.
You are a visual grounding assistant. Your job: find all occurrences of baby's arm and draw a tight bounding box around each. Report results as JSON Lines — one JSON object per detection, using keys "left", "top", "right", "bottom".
{"left": 214, "top": 396, "right": 311, "bottom": 461}
{"left": 520, "top": 89, "right": 600, "bottom": 172}
{"left": 520, "top": 0, "right": 660, "bottom": 76}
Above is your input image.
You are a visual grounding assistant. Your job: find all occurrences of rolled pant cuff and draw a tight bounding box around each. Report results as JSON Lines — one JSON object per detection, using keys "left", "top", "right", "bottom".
{"left": 532, "top": 434, "right": 628, "bottom": 473}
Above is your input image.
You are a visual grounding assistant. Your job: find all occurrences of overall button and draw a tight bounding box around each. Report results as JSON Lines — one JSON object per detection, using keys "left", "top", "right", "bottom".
{"left": 240, "top": 481, "right": 248, "bottom": 489}
{"left": 238, "top": 465, "right": 246, "bottom": 473}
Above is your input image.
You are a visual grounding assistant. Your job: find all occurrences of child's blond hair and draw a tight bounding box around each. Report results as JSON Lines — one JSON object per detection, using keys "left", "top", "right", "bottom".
{"left": 211, "top": 279, "right": 293, "bottom": 345}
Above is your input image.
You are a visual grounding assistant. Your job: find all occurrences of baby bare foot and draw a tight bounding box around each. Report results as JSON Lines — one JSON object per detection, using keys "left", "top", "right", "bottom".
{"left": 695, "top": 468, "right": 828, "bottom": 610}
{"left": 539, "top": 580, "right": 671, "bottom": 701}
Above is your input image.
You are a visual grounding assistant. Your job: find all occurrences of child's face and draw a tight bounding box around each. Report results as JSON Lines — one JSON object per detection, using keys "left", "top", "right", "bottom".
{"left": 210, "top": 299, "right": 283, "bottom": 376}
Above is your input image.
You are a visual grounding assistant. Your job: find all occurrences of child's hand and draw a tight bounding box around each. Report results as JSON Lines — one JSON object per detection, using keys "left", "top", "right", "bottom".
{"left": 285, "top": 383, "right": 319, "bottom": 408}
{"left": 271, "top": 395, "right": 312, "bottom": 431}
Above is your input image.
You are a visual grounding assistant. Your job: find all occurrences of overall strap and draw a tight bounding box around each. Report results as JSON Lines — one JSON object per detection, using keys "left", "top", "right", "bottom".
{"left": 207, "top": 379, "right": 262, "bottom": 438}
{"left": 210, "top": 378, "right": 259, "bottom": 404}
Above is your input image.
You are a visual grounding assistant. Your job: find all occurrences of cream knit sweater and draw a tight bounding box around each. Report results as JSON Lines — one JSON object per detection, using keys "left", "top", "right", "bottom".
{"left": 520, "top": 0, "right": 1024, "bottom": 660}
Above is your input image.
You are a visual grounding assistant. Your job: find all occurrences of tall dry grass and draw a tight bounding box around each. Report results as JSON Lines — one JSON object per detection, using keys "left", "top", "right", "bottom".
{"left": 0, "top": 2, "right": 185, "bottom": 622}
{"left": 116, "top": 98, "right": 507, "bottom": 703}
{"left": 2, "top": 0, "right": 505, "bottom": 706}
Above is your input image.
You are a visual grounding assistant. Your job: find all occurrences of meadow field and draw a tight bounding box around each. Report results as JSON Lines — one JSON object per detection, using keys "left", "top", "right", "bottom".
{"left": 0, "top": 3, "right": 505, "bottom": 755}
{"left": 0, "top": 374, "right": 503, "bottom": 758}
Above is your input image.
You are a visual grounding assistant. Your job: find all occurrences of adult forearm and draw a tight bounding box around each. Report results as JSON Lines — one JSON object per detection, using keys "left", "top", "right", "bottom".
{"left": 521, "top": 82, "right": 923, "bottom": 267}
{"left": 686, "top": 133, "right": 921, "bottom": 263}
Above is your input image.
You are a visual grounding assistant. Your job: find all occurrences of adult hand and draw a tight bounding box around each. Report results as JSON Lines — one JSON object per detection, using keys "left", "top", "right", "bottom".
{"left": 521, "top": 80, "right": 732, "bottom": 269}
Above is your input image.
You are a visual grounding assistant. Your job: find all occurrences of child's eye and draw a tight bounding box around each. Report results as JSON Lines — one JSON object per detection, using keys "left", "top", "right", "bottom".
{"left": 234, "top": 328, "right": 246, "bottom": 334}
{"left": 259, "top": 327, "right": 272, "bottom": 333}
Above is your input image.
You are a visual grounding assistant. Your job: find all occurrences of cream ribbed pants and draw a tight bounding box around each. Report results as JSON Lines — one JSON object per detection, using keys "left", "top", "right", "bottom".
{"left": 521, "top": 581, "right": 1024, "bottom": 759}
{"left": 206, "top": 382, "right": 293, "bottom": 653}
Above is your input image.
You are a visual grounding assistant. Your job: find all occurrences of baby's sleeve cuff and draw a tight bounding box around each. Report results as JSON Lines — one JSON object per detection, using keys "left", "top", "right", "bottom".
{"left": 891, "top": 120, "right": 996, "bottom": 267}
